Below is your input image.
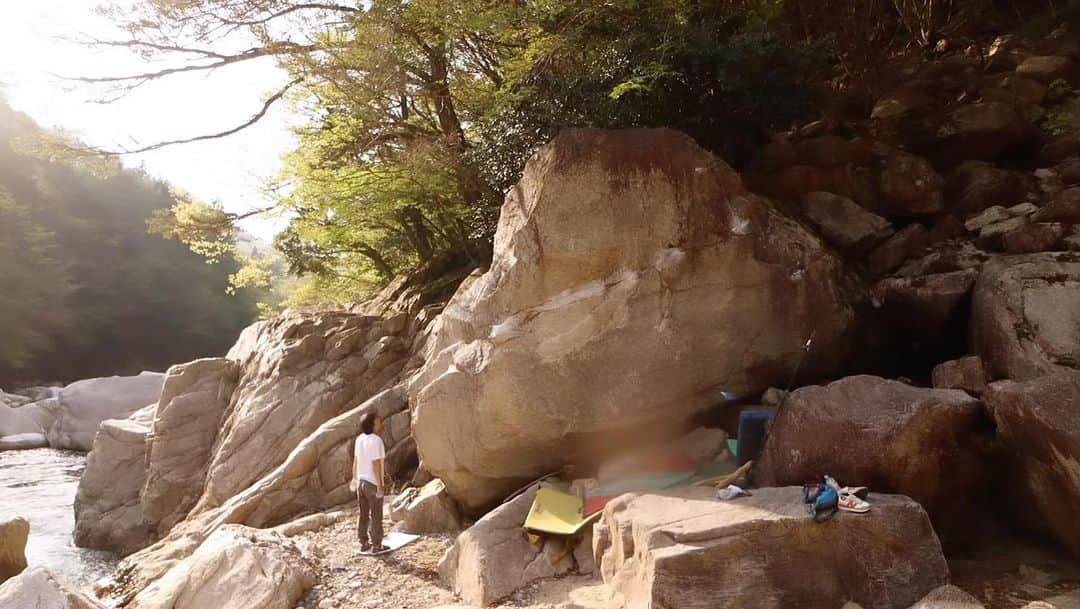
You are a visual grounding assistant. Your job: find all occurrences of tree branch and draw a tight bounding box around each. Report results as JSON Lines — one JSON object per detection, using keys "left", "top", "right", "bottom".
{"left": 110, "top": 77, "right": 304, "bottom": 155}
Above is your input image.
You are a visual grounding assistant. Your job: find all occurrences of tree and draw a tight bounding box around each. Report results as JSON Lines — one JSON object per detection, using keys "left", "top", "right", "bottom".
{"left": 0, "top": 187, "right": 73, "bottom": 369}
{"left": 0, "top": 100, "right": 260, "bottom": 386}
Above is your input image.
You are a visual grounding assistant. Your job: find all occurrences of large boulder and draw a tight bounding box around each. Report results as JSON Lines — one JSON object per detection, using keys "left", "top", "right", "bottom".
{"left": 983, "top": 373, "right": 1080, "bottom": 557}
{"left": 74, "top": 407, "right": 154, "bottom": 556}
{"left": 0, "top": 567, "right": 104, "bottom": 609}
{"left": 877, "top": 151, "right": 945, "bottom": 216}
{"left": 945, "top": 161, "right": 1036, "bottom": 218}
{"left": 972, "top": 253, "right": 1080, "bottom": 381}
{"left": 595, "top": 487, "right": 949, "bottom": 609}
{"left": 190, "top": 310, "right": 414, "bottom": 515}
{"left": 439, "top": 485, "right": 578, "bottom": 606}
{"left": 938, "top": 102, "right": 1033, "bottom": 163}
{"left": 43, "top": 372, "right": 164, "bottom": 451}
{"left": 126, "top": 526, "right": 314, "bottom": 609}
{"left": 876, "top": 269, "right": 977, "bottom": 354}
{"left": 0, "top": 401, "right": 43, "bottom": 439}
{"left": 141, "top": 358, "right": 239, "bottom": 537}
{"left": 410, "top": 128, "right": 864, "bottom": 512}
{"left": 755, "top": 375, "right": 990, "bottom": 547}
{"left": 0, "top": 517, "right": 28, "bottom": 583}
{"left": 801, "top": 191, "right": 893, "bottom": 253}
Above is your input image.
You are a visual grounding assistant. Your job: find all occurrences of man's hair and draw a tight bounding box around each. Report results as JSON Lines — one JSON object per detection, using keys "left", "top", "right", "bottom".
{"left": 360, "top": 412, "right": 377, "bottom": 434}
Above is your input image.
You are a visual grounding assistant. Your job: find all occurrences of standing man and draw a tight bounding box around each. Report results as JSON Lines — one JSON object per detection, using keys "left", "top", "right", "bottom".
{"left": 351, "top": 412, "right": 387, "bottom": 554}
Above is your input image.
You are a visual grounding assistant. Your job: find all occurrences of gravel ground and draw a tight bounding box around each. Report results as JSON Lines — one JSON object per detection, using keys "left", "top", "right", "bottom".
{"left": 290, "top": 511, "right": 619, "bottom": 609}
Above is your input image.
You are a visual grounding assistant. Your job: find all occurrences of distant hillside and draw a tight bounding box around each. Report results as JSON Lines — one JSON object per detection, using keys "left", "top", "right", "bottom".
{"left": 0, "top": 98, "right": 259, "bottom": 386}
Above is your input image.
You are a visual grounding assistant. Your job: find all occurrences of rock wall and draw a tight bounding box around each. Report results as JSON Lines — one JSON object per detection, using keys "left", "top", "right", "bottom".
{"left": 411, "top": 128, "right": 866, "bottom": 512}
{"left": 74, "top": 406, "right": 155, "bottom": 556}
{"left": 141, "top": 358, "right": 239, "bottom": 537}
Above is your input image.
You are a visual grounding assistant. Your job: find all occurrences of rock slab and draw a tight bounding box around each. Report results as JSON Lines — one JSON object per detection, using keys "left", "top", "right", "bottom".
{"left": 0, "top": 567, "right": 104, "bottom": 609}
{"left": 411, "top": 128, "right": 863, "bottom": 512}
{"left": 127, "top": 525, "right": 314, "bottom": 609}
{"left": 972, "top": 253, "right": 1080, "bottom": 381}
{"left": 595, "top": 486, "right": 948, "bottom": 609}
{"left": 983, "top": 373, "right": 1080, "bottom": 557}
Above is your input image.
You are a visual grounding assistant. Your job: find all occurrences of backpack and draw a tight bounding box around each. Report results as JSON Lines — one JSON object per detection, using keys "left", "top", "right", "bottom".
{"left": 803, "top": 482, "right": 838, "bottom": 522}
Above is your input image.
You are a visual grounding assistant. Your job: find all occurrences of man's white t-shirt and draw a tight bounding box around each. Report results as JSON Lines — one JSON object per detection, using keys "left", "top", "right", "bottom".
{"left": 352, "top": 433, "right": 386, "bottom": 489}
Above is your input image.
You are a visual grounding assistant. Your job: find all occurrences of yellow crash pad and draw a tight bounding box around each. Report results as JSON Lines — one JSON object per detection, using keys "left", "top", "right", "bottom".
{"left": 523, "top": 487, "right": 600, "bottom": 536}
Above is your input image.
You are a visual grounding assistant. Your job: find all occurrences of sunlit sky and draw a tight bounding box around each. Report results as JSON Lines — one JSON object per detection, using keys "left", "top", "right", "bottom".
{"left": 0, "top": 0, "right": 296, "bottom": 239}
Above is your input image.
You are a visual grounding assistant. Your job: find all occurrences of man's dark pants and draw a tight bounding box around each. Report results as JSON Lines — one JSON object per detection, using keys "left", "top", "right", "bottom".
{"left": 356, "top": 480, "right": 384, "bottom": 547}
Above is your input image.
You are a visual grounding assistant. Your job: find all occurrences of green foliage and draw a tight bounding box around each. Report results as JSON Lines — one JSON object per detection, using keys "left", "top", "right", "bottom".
{"left": 0, "top": 187, "right": 73, "bottom": 368}
{"left": 0, "top": 100, "right": 259, "bottom": 386}
{"left": 1042, "top": 110, "right": 1075, "bottom": 137}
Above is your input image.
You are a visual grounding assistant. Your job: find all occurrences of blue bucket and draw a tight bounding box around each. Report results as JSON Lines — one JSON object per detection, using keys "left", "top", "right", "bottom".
{"left": 735, "top": 408, "right": 774, "bottom": 465}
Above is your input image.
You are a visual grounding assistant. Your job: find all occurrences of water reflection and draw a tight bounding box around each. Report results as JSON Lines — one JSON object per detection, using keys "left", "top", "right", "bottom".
{"left": 0, "top": 448, "right": 118, "bottom": 589}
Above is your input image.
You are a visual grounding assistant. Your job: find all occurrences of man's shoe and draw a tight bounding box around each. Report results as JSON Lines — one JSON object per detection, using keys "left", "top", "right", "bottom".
{"left": 360, "top": 544, "right": 372, "bottom": 553}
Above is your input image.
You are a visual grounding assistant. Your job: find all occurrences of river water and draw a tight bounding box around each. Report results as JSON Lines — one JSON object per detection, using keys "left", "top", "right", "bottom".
{"left": 0, "top": 448, "right": 118, "bottom": 590}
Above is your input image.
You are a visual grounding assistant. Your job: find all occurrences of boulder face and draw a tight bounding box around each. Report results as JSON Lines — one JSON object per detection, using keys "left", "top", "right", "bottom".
{"left": 109, "top": 387, "right": 410, "bottom": 598}
{"left": 127, "top": 526, "right": 314, "bottom": 609}
{"left": 141, "top": 358, "right": 240, "bottom": 537}
{"left": 755, "top": 375, "right": 990, "bottom": 548}
{"left": 74, "top": 409, "right": 154, "bottom": 556}
{"left": 983, "top": 373, "right": 1080, "bottom": 557}
{"left": 411, "top": 128, "right": 864, "bottom": 512}
{"left": 391, "top": 478, "right": 464, "bottom": 534}
{"left": 972, "top": 253, "right": 1080, "bottom": 381}
{"left": 44, "top": 372, "right": 164, "bottom": 451}
{"left": 0, "top": 517, "right": 28, "bottom": 583}
{"left": 191, "top": 310, "right": 414, "bottom": 515}
{"left": 595, "top": 487, "right": 949, "bottom": 609}
{"left": 0, "top": 567, "right": 104, "bottom": 609}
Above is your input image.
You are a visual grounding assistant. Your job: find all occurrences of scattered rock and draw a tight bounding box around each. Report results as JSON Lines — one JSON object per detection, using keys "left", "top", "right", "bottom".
{"left": 932, "top": 356, "right": 989, "bottom": 395}
{"left": 391, "top": 479, "right": 464, "bottom": 534}
{"left": 0, "top": 433, "right": 48, "bottom": 451}
{"left": 1042, "top": 134, "right": 1080, "bottom": 163}
{"left": 981, "top": 74, "right": 1048, "bottom": 106}
{"left": 1016, "top": 56, "right": 1075, "bottom": 83}
{"left": 939, "top": 102, "right": 1032, "bottom": 162}
{"left": 439, "top": 486, "right": 576, "bottom": 606}
{"left": 141, "top": 358, "right": 240, "bottom": 538}
{"left": 878, "top": 151, "right": 945, "bottom": 215}
{"left": 964, "top": 206, "right": 1011, "bottom": 232}
{"left": 894, "top": 241, "right": 991, "bottom": 278}
{"left": 74, "top": 410, "right": 154, "bottom": 556}
{"left": 1065, "top": 225, "right": 1080, "bottom": 251}
{"left": 756, "top": 375, "right": 990, "bottom": 547}
{"left": 410, "top": 128, "right": 864, "bottom": 512}
{"left": 801, "top": 191, "right": 894, "bottom": 253}
{"left": 984, "top": 373, "right": 1080, "bottom": 557}
{"left": 596, "top": 486, "right": 948, "bottom": 609}
{"left": 908, "top": 584, "right": 985, "bottom": 608}
{"left": 42, "top": 371, "right": 164, "bottom": 451}
{"left": 0, "top": 517, "right": 28, "bottom": 583}
{"left": 869, "top": 223, "right": 931, "bottom": 275}
{"left": 127, "top": 526, "right": 315, "bottom": 609}
{"left": 945, "top": 161, "right": 1035, "bottom": 217}
{"left": 1000, "top": 222, "right": 1068, "bottom": 254}
{"left": 972, "top": 253, "right": 1080, "bottom": 380}
{"left": 0, "top": 567, "right": 103, "bottom": 609}
{"left": 872, "top": 87, "right": 934, "bottom": 120}
{"left": 1007, "top": 202, "right": 1040, "bottom": 217}
{"left": 1032, "top": 187, "right": 1080, "bottom": 223}
{"left": 976, "top": 216, "right": 1027, "bottom": 251}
